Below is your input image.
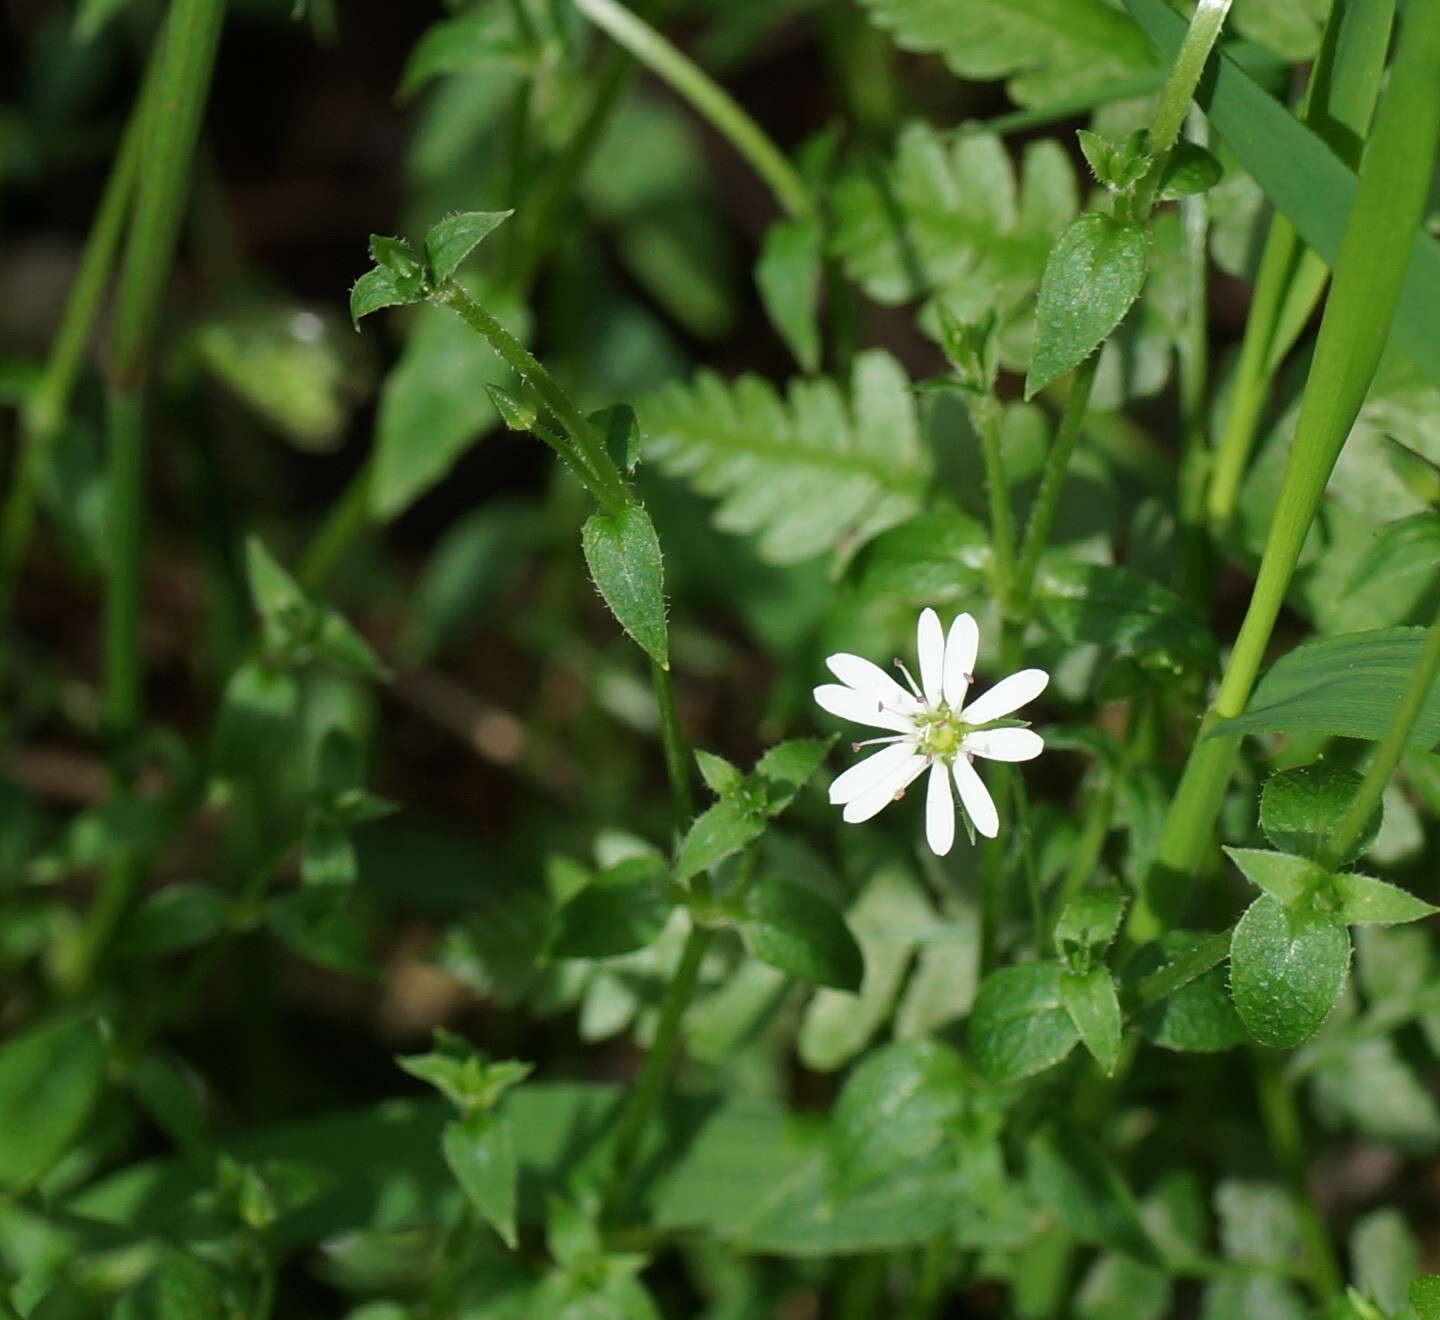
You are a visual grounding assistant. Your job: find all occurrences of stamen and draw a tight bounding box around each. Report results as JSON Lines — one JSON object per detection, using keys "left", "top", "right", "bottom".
{"left": 892, "top": 658, "right": 925, "bottom": 703}
{"left": 852, "top": 735, "right": 907, "bottom": 750}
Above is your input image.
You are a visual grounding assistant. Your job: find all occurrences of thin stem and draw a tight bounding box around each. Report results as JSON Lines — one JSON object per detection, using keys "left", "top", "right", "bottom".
{"left": 1012, "top": 353, "right": 1098, "bottom": 613}
{"left": 968, "top": 394, "right": 1015, "bottom": 609}
{"left": 298, "top": 460, "right": 373, "bottom": 592}
{"left": 1175, "top": 106, "right": 1213, "bottom": 602}
{"left": 1130, "top": 0, "right": 1234, "bottom": 218}
{"left": 603, "top": 922, "right": 711, "bottom": 1215}
{"left": 1253, "top": 1052, "right": 1343, "bottom": 1301}
{"left": 437, "top": 280, "right": 629, "bottom": 517}
{"left": 907, "top": 1235, "right": 950, "bottom": 1320}
{"left": 572, "top": 0, "right": 814, "bottom": 220}
{"left": 0, "top": 53, "right": 161, "bottom": 610}
{"left": 1323, "top": 610, "right": 1440, "bottom": 870}
{"left": 651, "top": 659, "right": 694, "bottom": 825}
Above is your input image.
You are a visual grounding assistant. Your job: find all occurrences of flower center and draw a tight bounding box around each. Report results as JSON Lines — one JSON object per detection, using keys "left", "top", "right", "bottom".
{"left": 916, "top": 709, "right": 969, "bottom": 761}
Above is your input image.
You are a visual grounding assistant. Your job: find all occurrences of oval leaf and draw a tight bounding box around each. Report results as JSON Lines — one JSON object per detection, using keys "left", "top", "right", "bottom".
{"left": 1259, "top": 764, "right": 1381, "bottom": 863}
{"left": 829, "top": 1038, "right": 965, "bottom": 1196}
{"left": 550, "top": 857, "right": 672, "bottom": 960}
{"left": 1025, "top": 212, "right": 1148, "bottom": 398}
{"left": 0, "top": 1016, "right": 106, "bottom": 1192}
{"left": 1229, "top": 895, "right": 1350, "bottom": 1048}
{"left": 739, "top": 879, "right": 864, "bottom": 992}
{"left": 581, "top": 504, "right": 669, "bottom": 668}
{"left": 970, "top": 961, "right": 1080, "bottom": 1082}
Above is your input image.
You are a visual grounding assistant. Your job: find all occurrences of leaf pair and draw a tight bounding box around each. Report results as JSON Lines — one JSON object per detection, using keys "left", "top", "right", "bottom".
{"left": 349, "top": 211, "right": 511, "bottom": 327}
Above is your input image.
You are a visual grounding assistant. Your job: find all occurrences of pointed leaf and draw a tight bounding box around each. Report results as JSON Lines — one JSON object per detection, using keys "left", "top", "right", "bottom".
{"left": 1229, "top": 895, "right": 1349, "bottom": 1048}
{"left": 694, "top": 749, "right": 743, "bottom": 797}
{"left": 1026, "top": 213, "right": 1148, "bottom": 398}
{"left": 738, "top": 879, "right": 864, "bottom": 991}
{"left": 0, "top": 1017, "right": 106, "bottom": 1192}
{"left": 1054, "top": 882, "right": 1127, "bottom": 963}
{"left": 443, "top": 1110, "right": 519, "bottom": 1248}
{"left": 349, "top": 266, "right": 415, "bottom": 329}
{"left": 1060, "top": 966, "right": 1123, "bottom": 1075}
{"left": 581, "top": 504, "right": 669, "bottom": 668}
{"left": 425, "top": 210, "right": 512, "bottom": 283}
{"left": 1330, "top": 872, "right": 1438, "bottom": 926}
{"left": 970, "top": 961, "right": 1080, "bottom": 1082}
{"left": 1223, "top": 848, "right": 1322, "bottom": 909}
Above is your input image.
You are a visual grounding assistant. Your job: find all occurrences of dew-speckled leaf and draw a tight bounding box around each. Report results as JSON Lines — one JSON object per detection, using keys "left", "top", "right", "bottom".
{"left": 970, "top": 961, "right": 1079, "bottom": 1083}
{"left": 829, "top": 1037, "right": 965, "bottom": 1196}
{"left": 1259, "top": 764, "right": 1380, "bottom": 863}
{"left": 1330, "top": 872, "right": 1438, "bottom": 926}
{"left": 1229, "top": 895, "right": 1349, "bottom": 1048}
{"left": 581, "top": 503, "right": 670, "bottom": 668}
{"left": 1026, "top": 213, "right": 1148, "bottom": 398}
{"left": 349, "top": 266, "right": 415, "bottom": 328}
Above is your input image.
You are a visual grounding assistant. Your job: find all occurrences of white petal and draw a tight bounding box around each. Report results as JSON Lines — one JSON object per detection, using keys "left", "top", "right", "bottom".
{"left": 825, "top": 653, "right": 918, "bottom": 713}
{"left": 814, "top": 684, "right": 914, "bottom": 733}
{"left": 829, "top": 741, "right": 921, "bottom": 804}
{"left": 916, "top": 608, "right": 945, "bottom": 707}
{"left": 841, "top": 753, "right": 927, "bottom": 823}
{"left": 962, "top": 668, "right": 1049, "bottom": 725}
{"left": 942, "top": 613, "right": 979, "bottom": 709}
{"left": 952, "top": 756, "right": 999, "bottom": 839}
{"left": 925, "top": 761, "right": 955, "bottom": 856}
{"left": 963, "top": 727, "right": 1044, "bottom": 762}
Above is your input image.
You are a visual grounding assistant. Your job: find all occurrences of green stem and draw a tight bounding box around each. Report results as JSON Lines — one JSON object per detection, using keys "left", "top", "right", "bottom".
{"left": 603, "top": 922, "right": 711, "bottom": 1215}
{"left": 907, "top": 1235, "right": 950, "bottom": 1319}
{"left": 1132, "top": 0, "right": 1440, "bottom": 937}
{"left": 1175, "top": 106, "right": 1213, "bottom": 602}
{"left": 1323, "top": 609, "right": 1440, "bottom": 870}
{"left": 651, "top": 659, "right": 694, "bottom": 826}
{"left": 1253, "top": 1052, "right": 1343, "bottom": 1301}
{"left": 0, "top": 54, "right": 161, "bottom": 610}
{"left": 572, "top": 0, "right": 814, "bottom": 219}
{"left": 1130, "top": 0, "right": 1234, "bottom": 218}
{"left": 968, "top": 394, "right": 1016, "bottom": 609}
{"left": 437, "top": 280, "right": 629, "bottom": 517}
{"left": 1012, "top": 354, "right": 1098, "bottom": 613}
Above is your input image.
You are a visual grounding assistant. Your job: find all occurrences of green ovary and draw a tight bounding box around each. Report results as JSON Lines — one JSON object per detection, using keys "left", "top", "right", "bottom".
{"left": 919, "top": 716, "right": 967, "bottom": 761}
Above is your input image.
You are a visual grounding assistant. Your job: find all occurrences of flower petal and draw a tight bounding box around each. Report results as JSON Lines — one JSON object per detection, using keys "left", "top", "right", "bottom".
{"left": 814, "top": 684, "right": 914, "bottom": 733}
{"left": 925, "top": 760, "right": 955, "bottom": 856}
{"left": 825, "top": 652, "right": 918, "bottom": 713}
{"left": 841, "top": 753, "right": 927, "bottom": 823}
{"left": 963, "top": 727, "right": 1044, "bottom": 762}
{"left": 952, "top": 756, "right": 999, "bottom": 838}
{"left": 829, "top": 741, "right": 921, "bottom": 804}
{"left": 961, "top": 668, "right": 1049, "bottom": 725}
{"left": 917, "top": 607, "right": 945, "bottom": 707}
{"left": 942, "top": 613, "right": 979, "bottom": 709}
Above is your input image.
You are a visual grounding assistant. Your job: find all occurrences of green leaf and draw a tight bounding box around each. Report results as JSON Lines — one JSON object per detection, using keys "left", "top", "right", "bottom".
{"left": 0, "top": 1017, "right": 106, "bottom": 1192}
{"left": 549, "top": 857, "right": 673, "bottom": 960}
{"left": 1259, "top": 764, "right": 1381, "bottom": 864}
{"left": 829, "top": 1038, "right": 965, "bottom": 1196}
{"left": 830, "top": 127, "right": 1076, "bottom": 325}
{"left": 1350, "top": 1207, "right": 1421, "bottom": 1315}
{"left": 1132, "top": 932, "right": 1247, "bottom": 1054}
{"left": 1124, "top": 0, "right": 1440, "bottom": 396}
{"left": 693, "top": 750, "right": 743, "bottom": 797}
{"left": 756, "top": 216, "right": 823, "bottom": 373}
{"left": 1412, "top": 1276, "right": 1440, "bottom": 1320}
{"left": 675, "top": 798, "right": 763, "bottom": 883}
{"left": 397, "top": 1029, "right": 532, "bottom": 1113}
{"left": 399, "top": 7, "right": 530, "bottom": 99}
{"left": 738, "top": 879, "right": 864, "bottom": 991}
{"left": 1060, "top": 966, "right": 1123, "bottom": 1076}
{"left": 349, "top": 266, "right": 416, "bottom": 328}
{"left": 970, "top": 961, "right": 1080, "bottom": 1083}
{"left": 1157, "top": 142, "right": 1223, "bottom": 200}
{"left": 855, "top": 508, "right": 991, "bottom": 604}
{"left": 1229, "top": 895, "right": 1350, "bottom": 1048}
{"left": 581, "top": 504, "right": 670, "bottom": 668}
{"left": 114, "top": 1250, "right": 224, "bottom": 1320}
{"left": 1027, "top": 1125, "right": 1160, "bottom": 1263}
{"left": 266, "top": 887, "right": 377, "bottom": 979}
{"left": 639, "top": 349, "right": 929, "bottom": 564}
{"left": 1026, "top": 213, "right": 1148, "bottom": 398}
{"left": 751, "top": 738, "right": 831, "bottom": 803}
{"left": 443, "top": 1110, "right": 519, "bottom": 1248}
{"left": 424, "top": 210, "right": 511, "bottom": 283}
{"left": 117, "top": 884, "right": 229, "bottom": 959}
{"left": 1223, "top": 847, "right": 1322, "bottom": 909}
{"left": 1349, "top": 512, "right": 1440, "bottom": 598}
{"left": 856, "top": 0, "right": 1153, "bottom": 108}
{"left": 1329, "top": 872, "right": 1438, "bottom": 926}
{"left": 1032, "top": 559, "right": 1218, "bottom": 678}
{"left": 1077, "top": 129, "right": 1151, "bottom": 194}
{"left": 1054, "top": 883, "right": 1127, "bottom": 965}
{"left": 1210, "top": 628, "right": 1440, "bottom": 748}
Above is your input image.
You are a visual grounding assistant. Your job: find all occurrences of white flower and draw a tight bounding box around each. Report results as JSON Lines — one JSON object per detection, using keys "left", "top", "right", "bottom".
{"left": 813, "top": 608, "right": 1048, "bottom": 855}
